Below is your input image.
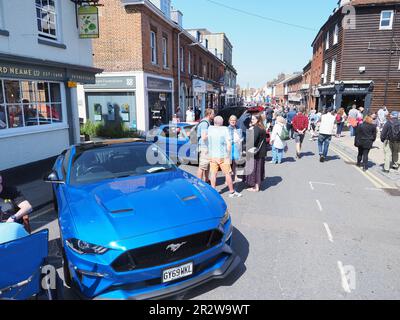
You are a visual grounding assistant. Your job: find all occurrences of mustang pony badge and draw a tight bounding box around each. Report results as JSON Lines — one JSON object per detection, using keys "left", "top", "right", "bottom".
{"left": 166, "top": 242, "right": 187, "bottom": 253}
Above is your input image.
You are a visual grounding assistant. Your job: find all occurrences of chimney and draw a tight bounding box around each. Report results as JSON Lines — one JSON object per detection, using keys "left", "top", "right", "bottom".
{"left": 171, "top": 9, "right": 183, "bottom": 27}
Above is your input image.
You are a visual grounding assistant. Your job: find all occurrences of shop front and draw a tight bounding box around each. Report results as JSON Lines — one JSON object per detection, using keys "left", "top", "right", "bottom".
{"left": 318, "top": 81, "right": 374, "bottom": 113}
{"left": 83, "top": 75, "right": 137, "bottom": 130}
{"left": 147, "top": 76, "right": 173, "bottom": 129}
{"left": 0, "top": 54, "right": 99, "bottom": 170}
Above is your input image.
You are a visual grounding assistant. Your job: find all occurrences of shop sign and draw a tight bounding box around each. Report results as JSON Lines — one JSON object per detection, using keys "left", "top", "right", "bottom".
{"left": 193, "top": 79, "right": 206, "bottom": 94}
{"left": 343, "top": 85, "right": 370, "bottom": 94}
{"left": 206, "top": 83, "right": 214, "bottom": 93}
{"left": 85, "top": 76, "right": 136, "bottom": 89}
{"left": 0, "top": 62, "right": 65, "bottom": 81}
{"left": 147, "top": 77, "right": 172, "bottom": 91}
{"left": 78, "top": 6, "right": 99, "bottom": 39}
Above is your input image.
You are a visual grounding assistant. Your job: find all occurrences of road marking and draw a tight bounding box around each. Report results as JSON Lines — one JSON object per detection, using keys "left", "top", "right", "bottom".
{"left": 316, "top": 200, "right": 323, "bottom": 212}
{"left": 337, "top": 261, "right": 354, "bottom": 294}
{"left": 323, "top": 223, "right": 334, "bottom": 243}
{"left": 330, "top": 146, "right": 392, "bottom": 189}
{"left": 309, "top": 181, "right": 315, "bottom": 190}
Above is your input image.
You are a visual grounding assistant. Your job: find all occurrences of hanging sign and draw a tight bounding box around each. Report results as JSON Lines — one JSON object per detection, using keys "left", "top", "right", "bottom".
{"left": 78, "top": 6, "right": 99, "bottom": 39}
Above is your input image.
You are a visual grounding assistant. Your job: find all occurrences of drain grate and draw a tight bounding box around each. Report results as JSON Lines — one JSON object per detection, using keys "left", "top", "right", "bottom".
{"left": 382, "top": 188, "right": 400, "bottom": 197}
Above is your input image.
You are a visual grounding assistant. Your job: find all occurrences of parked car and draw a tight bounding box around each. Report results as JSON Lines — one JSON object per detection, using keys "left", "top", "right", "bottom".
{"left": 45, "top": 140, "right": 240, "bottom": 300}
{"left": 151, "top": 123, "right": 198, "bottom": 164}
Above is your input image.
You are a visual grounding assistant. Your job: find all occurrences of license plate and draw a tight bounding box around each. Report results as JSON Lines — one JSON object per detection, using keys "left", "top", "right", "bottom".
{"left": 162, "top": 262, "right": 193, "bottom": 283}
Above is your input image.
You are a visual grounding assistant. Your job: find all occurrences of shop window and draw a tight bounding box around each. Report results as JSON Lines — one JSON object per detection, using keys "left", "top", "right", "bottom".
{"left": 36, "top": 0, "right": 58, "bottom": 40}
{"left": 0, "top": 79, "right": 63, "bottom": 130}
{"left": 380, "top": 10, "right": 394, "bottom": 30}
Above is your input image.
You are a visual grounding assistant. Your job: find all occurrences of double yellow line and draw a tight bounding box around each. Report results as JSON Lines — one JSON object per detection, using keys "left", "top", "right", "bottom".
{"left": 330, "top": 145, "right": 393, "bottom": 190}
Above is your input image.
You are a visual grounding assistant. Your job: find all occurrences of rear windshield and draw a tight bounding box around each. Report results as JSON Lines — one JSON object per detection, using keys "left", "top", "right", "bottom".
{"left": 70, "top": 144, "right": 176, "bottom": 185}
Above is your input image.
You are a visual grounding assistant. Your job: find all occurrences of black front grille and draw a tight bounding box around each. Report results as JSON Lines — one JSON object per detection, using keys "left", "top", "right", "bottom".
{"left": 112, "top": 229, "right": 223, "bottom": 272}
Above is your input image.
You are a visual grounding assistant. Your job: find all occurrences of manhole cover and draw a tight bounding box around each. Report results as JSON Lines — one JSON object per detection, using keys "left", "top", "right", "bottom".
{"left": 382, "top": 188, "right": 400, "bottom": 197}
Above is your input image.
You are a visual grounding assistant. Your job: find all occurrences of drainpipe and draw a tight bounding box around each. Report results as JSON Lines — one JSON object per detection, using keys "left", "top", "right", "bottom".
{"left": 384, "top": 5, "right": 397, "bottom": 106}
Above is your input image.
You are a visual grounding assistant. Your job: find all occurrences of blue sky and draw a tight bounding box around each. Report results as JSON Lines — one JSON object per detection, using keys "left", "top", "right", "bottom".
{"left": 172, "top": 0, "right": 337, "bottom": 88}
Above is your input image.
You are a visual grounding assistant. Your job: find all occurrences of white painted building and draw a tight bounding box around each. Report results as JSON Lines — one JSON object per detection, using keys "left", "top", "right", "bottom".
{"left": 0, "top": 0, "right": 99, "bottom": 171}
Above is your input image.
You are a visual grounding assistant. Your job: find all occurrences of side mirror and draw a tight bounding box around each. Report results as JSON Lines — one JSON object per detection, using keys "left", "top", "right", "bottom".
{"left": 153, "top": 136, "right": 159, "bottom": 143}
{"left": 44, "top": 171, "right": 65, "bottom": 185}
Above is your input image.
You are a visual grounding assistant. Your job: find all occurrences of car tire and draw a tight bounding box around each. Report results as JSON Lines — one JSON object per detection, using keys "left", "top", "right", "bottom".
{"left": 62, "top": 248, "right": 73, "bottom": 288}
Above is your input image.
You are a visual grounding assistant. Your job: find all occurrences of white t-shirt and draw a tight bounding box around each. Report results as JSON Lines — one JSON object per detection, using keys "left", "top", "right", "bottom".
{"left": 186, "top": 110, "right": 195, "bottom": 122}
{"left": 207, "top": 126, "right": 231, "bottom": 159}
{"left": 319, "top": 113, "right": 336, "bottom": 135}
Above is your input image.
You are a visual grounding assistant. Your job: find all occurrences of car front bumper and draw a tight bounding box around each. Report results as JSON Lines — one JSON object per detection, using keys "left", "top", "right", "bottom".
{"left": 93, "top": 248, "right": 240, "bottom": 300}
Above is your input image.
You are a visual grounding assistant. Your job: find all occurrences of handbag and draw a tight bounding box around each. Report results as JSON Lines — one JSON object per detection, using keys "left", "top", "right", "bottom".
{"left": 247, "top": 138, "right": 265, "bottom": 156}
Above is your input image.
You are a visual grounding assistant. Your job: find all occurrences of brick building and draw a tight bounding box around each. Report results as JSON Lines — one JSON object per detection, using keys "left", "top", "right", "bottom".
{"left": 80, "top": 0, "right": 225, "bottom": 131}
{"left": 311, "top": 0, "right": 400, "bottom": 113}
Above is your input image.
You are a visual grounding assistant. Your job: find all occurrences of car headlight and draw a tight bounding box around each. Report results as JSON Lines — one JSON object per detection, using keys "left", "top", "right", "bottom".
{"left": 66, "top": 239, "right": 109, "bottom": 255}
{"left": 220, "top": 210, "right": 231, "bottom": 225}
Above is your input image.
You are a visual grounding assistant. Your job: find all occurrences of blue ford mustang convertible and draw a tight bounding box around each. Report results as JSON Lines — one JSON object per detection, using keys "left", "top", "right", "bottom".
{"left": 45, "top": 140, "right": 239, "bottom": 299}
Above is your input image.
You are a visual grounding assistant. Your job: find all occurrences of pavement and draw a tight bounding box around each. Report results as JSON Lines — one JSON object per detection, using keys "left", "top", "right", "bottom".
{"left": 330, "top": 131, "right": 400, "bottom": 188}
{"left": 21, "top": 134, "right": 400, "bottom": 300}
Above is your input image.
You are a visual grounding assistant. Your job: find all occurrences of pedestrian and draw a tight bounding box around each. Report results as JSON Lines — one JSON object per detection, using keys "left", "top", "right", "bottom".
{"left": 380, "top": 111, "right": 400, "bottom": 173}
{"left": 348, "top": 104, "right": 359, "bottom": 137}
{"left": 355, "top": 115, "right": 377, "bottom": 172}
{"left": 335, "top": 107, "right": 347, "bottom": 138}
{"left": 186, "top": 107, "right": 195, "bottom": 122}
{"left": 318, "top": 108, "right": 336, "bottom": 163}
{"left": 0, "top": 174, "right": 32, "bottom": 233}
{"left": 208, "top": 116, "right": 242, "bottom": 198}
{"left": 286, "top": 107, "right": 297, "bottom": 139}
{"left": 245, "top": 114, "right": 268, "bottom": 192}
{"left": 292, "top": 106, "right": 309, "bottom": 159}
{"left": 308, "top": 109, "right": 318, "bottom": 141}
{"left": 196, "top": 108, "right": 215, "bottom": 183}
{"left": 270, "top": 116, "right": 287, "bottom": 164}
{"left": 228, "top": 115, "right": 243, "bottom": 182}
{"left": 377, "top": 106, "right": 389, "bottom": 131}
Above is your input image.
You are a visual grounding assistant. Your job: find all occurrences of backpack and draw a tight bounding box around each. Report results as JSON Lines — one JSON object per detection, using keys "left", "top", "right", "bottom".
{"left": 189, "top": 120, "right": 210, "bottom": 145}
{"left": 279, "top": 126, "right": 290, "bottom": 141}
{"left": 336, "top": 114, "right": 342, "bottom": 124}
{"left": 390, "top": 122, "right": 400, "bottom": 142}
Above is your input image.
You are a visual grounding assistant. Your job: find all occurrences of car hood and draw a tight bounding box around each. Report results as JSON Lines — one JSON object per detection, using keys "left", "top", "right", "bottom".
{"left": 66, "top": 170, "right": 226, "bottom": 245}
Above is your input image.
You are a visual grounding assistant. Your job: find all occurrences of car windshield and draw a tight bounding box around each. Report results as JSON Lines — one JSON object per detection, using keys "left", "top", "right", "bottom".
{"left": 69, "top": 144, "right": 176, "bottom": 185}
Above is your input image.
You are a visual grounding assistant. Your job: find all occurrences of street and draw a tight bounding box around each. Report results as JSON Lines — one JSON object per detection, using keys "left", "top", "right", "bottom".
{"left": 29, "top": 135, "right": 400, "bottom": 300}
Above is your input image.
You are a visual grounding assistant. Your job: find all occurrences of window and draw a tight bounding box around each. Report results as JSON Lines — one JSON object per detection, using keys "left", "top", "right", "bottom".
{"left": 380, "top": 10, "right": 394, "bottom": 30}
{"left": 331, "top": 58, "right": 337, "bottom": 83}
{"left": 162, "top": 37, "right": 168, "bottom": 68}
{"left": 325, "top": 31, "right": 330, "bottom": 50}
{"left": 0, "top": 0, "right": 4, "bottom": 30}
{"left": 150, "top": 31, "right": 157, "bottom": 64}
{"left": 333, "top": 24, "right": 339, "bottom": 45}
{"left": 180, "top": 47, "right": 184, "bottom": 72}
{"left": 36, "top": 0, "right": 58, "bottom": 40}
{"left": 324, "top": 61, "right": 329, "bottom": 83}
{"left": 0, "top": 79, "right": 62, "bottom": 130}
{"left": 188, "top": 51, "right": 192, "bottom": 75}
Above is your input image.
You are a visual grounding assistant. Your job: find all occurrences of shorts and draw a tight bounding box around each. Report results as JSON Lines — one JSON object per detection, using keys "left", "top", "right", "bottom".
{"left": 294, "top": 132, "right": 305, "bottom": 144}
{"left": 210, "top": 159, "right": 232, "bottom": 175}
{"left": 198, "top": 148, "right": 210, "bottom": 171}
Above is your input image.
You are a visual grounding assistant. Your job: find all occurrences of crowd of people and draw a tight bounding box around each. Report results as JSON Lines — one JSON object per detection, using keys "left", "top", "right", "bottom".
{"left": 193, "top": 103, "right": 400, "bottom": 198}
